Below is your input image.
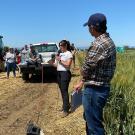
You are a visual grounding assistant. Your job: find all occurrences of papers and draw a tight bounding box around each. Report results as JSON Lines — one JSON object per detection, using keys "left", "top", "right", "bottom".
{"left": 71, "top": 90, "right": 82, "bottom": 112}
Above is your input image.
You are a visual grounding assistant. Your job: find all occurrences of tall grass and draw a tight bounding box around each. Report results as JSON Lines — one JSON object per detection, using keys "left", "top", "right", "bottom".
{"left": 77, "top": 50, "right": 135, "bottom": 135}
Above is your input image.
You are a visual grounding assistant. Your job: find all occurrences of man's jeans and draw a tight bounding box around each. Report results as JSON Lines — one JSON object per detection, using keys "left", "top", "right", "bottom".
{"left": 6, "top": 62, "right": 16, "bottom": 77}
{"left": 82, "top": 85, "right": 110, "bottom": 135}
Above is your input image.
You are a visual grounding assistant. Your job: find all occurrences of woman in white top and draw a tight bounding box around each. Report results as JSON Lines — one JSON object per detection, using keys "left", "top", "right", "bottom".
{"left": 5, "top": 48, "right": 16, "bottom": 78}
{"left": 50, "top": 40, "right": 73, "bottom": 117}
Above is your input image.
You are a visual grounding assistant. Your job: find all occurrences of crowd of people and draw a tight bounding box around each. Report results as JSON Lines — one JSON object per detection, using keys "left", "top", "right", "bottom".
{"left": 0, "top": 44, "right": 43, "bottom": 78}
{"left": 0, "top": 12, "right": 116, "bottom": 135}
{"left": 0, "top": 42, "right": 77, "bottom": 79}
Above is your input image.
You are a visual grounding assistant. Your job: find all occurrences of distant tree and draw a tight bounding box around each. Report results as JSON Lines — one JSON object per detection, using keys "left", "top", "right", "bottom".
{"left": 124, "top": 45, "right": 135, "bottom": 50}
{"left": 124, "top": 45, "right": 129, "bottom": 50}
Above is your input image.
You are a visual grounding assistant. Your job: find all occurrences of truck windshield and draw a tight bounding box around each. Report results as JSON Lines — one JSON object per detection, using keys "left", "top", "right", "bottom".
{"left": 33, "top": 44, "right": 58, "bottom": 53}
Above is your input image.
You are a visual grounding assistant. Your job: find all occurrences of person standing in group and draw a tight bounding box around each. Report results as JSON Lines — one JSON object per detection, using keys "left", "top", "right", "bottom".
{"left": 49, "top": 40, "right": 73, "bottom": 118}
{"left": 0, "top": 49, "right": 4, "bottom": 72}
{"left": 21, "top": 45, "right": 29, "bottom": 63}
{"left": 5, "top": 48, "right": 16, "bottom": 78}
{"left": 70, "top": 43, "right": 77, "bottom": 68}
{"left": 74, "top": 13, "right": 116, "bottom": 135}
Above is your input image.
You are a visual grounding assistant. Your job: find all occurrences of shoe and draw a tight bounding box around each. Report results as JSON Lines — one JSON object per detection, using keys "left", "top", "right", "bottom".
{"left": 61, "top": 112, "right": 69, "bottom": 118}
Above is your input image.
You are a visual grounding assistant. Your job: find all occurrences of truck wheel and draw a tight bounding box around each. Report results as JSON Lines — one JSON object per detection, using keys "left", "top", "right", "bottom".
{"left": 22, "top": 73, "right": 29, "bottom": 81}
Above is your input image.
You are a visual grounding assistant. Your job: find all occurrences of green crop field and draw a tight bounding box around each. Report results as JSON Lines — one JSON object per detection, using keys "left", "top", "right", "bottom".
{"left": 77, "top": 50, "right": 135, "bottom": 135}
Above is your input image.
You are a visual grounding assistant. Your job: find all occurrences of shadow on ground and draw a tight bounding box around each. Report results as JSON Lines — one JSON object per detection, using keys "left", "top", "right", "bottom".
{"left": 23, "top": 72, "right": 80, "bottom": 83}
{"left": 24, "top": 73, "right": 57, "bottom": 83}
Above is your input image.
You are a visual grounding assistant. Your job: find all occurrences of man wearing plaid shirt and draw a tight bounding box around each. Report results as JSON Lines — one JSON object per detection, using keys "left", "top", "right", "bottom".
{"left": 74, "top": 13, "right": 116, "bottom": 135}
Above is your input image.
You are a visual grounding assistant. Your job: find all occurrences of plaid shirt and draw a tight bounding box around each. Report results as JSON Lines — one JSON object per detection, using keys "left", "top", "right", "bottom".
{"left": 82, "top": 33, "right": 116, "bottom": 87}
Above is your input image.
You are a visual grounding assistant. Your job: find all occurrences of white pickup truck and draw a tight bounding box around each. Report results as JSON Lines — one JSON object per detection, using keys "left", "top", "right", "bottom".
{"left": 19, "top": 42, "right": 59, "bottom": 81}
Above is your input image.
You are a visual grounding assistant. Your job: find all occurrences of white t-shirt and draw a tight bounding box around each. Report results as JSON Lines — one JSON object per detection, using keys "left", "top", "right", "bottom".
{"left": 6, "top": 52, "right": 16, "bottom": 63}
{"left": 57, "top": 51, "right": 73, "bottom": 71}
{"left": 21, "top": 49, "right": 30, "bottom": 63}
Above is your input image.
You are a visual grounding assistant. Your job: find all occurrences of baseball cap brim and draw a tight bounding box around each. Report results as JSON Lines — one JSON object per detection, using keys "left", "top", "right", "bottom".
{"left": 83, "top": 22, "right": 88, "bottom": 27}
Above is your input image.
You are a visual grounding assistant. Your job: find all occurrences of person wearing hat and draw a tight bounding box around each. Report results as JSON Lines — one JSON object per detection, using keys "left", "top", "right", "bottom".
{"left": 74, "top": 13, "right": 116, "bottom": 134}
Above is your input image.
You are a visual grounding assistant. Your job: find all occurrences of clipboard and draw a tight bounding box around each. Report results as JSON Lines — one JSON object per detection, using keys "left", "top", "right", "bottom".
{"left": 71, "top": 90, "right": 82, "bottom": 112}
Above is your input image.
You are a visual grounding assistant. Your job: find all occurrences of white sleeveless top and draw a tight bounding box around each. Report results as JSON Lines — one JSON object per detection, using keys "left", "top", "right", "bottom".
{"left": 57, "top": 51, "right": 73, "bottom": 71}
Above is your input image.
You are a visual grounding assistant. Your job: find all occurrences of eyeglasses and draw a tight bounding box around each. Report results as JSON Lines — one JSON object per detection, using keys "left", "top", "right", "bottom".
{"left": 59, "top": 43, "right": 65, "bottom": 47}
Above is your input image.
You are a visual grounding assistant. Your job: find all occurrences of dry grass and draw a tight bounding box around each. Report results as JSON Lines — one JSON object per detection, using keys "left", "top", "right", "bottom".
{"left": 0, "top": 57, "right": 86, "bottom": 135}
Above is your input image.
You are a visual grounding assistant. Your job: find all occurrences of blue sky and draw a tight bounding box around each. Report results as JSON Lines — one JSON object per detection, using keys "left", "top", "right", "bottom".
{"left": 0, "top": 0, "right": 135, "bottom": 48}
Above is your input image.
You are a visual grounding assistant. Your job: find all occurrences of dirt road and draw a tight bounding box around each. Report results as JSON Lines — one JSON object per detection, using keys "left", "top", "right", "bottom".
{"left": 0, "top": 66, "right": 85, "bottom": 135}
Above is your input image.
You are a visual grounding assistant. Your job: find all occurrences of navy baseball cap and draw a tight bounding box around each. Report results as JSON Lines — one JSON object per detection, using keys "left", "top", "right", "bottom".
{"left": 83, "top": 13, "right": 107, "bottom": 27}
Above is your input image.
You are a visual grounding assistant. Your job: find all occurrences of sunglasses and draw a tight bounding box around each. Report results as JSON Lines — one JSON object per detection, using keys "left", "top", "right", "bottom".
{"left": 59, "top": 43, "right": 66, "bottom": 47}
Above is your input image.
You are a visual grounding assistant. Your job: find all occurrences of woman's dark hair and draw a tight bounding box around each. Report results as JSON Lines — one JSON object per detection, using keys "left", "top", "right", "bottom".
{"left": 59, "top": 40, "right": 71, "bottom": 51}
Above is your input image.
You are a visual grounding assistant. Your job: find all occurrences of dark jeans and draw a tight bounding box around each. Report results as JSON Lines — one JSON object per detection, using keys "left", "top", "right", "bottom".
{"left": 6, "top": 62, "right": 16, "bottom": 77}
{"left": 82, "top": 85, "right": 110, "bottom": 135}
{"left": 57, "top": 71, "right": 71, "bottom": 112}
